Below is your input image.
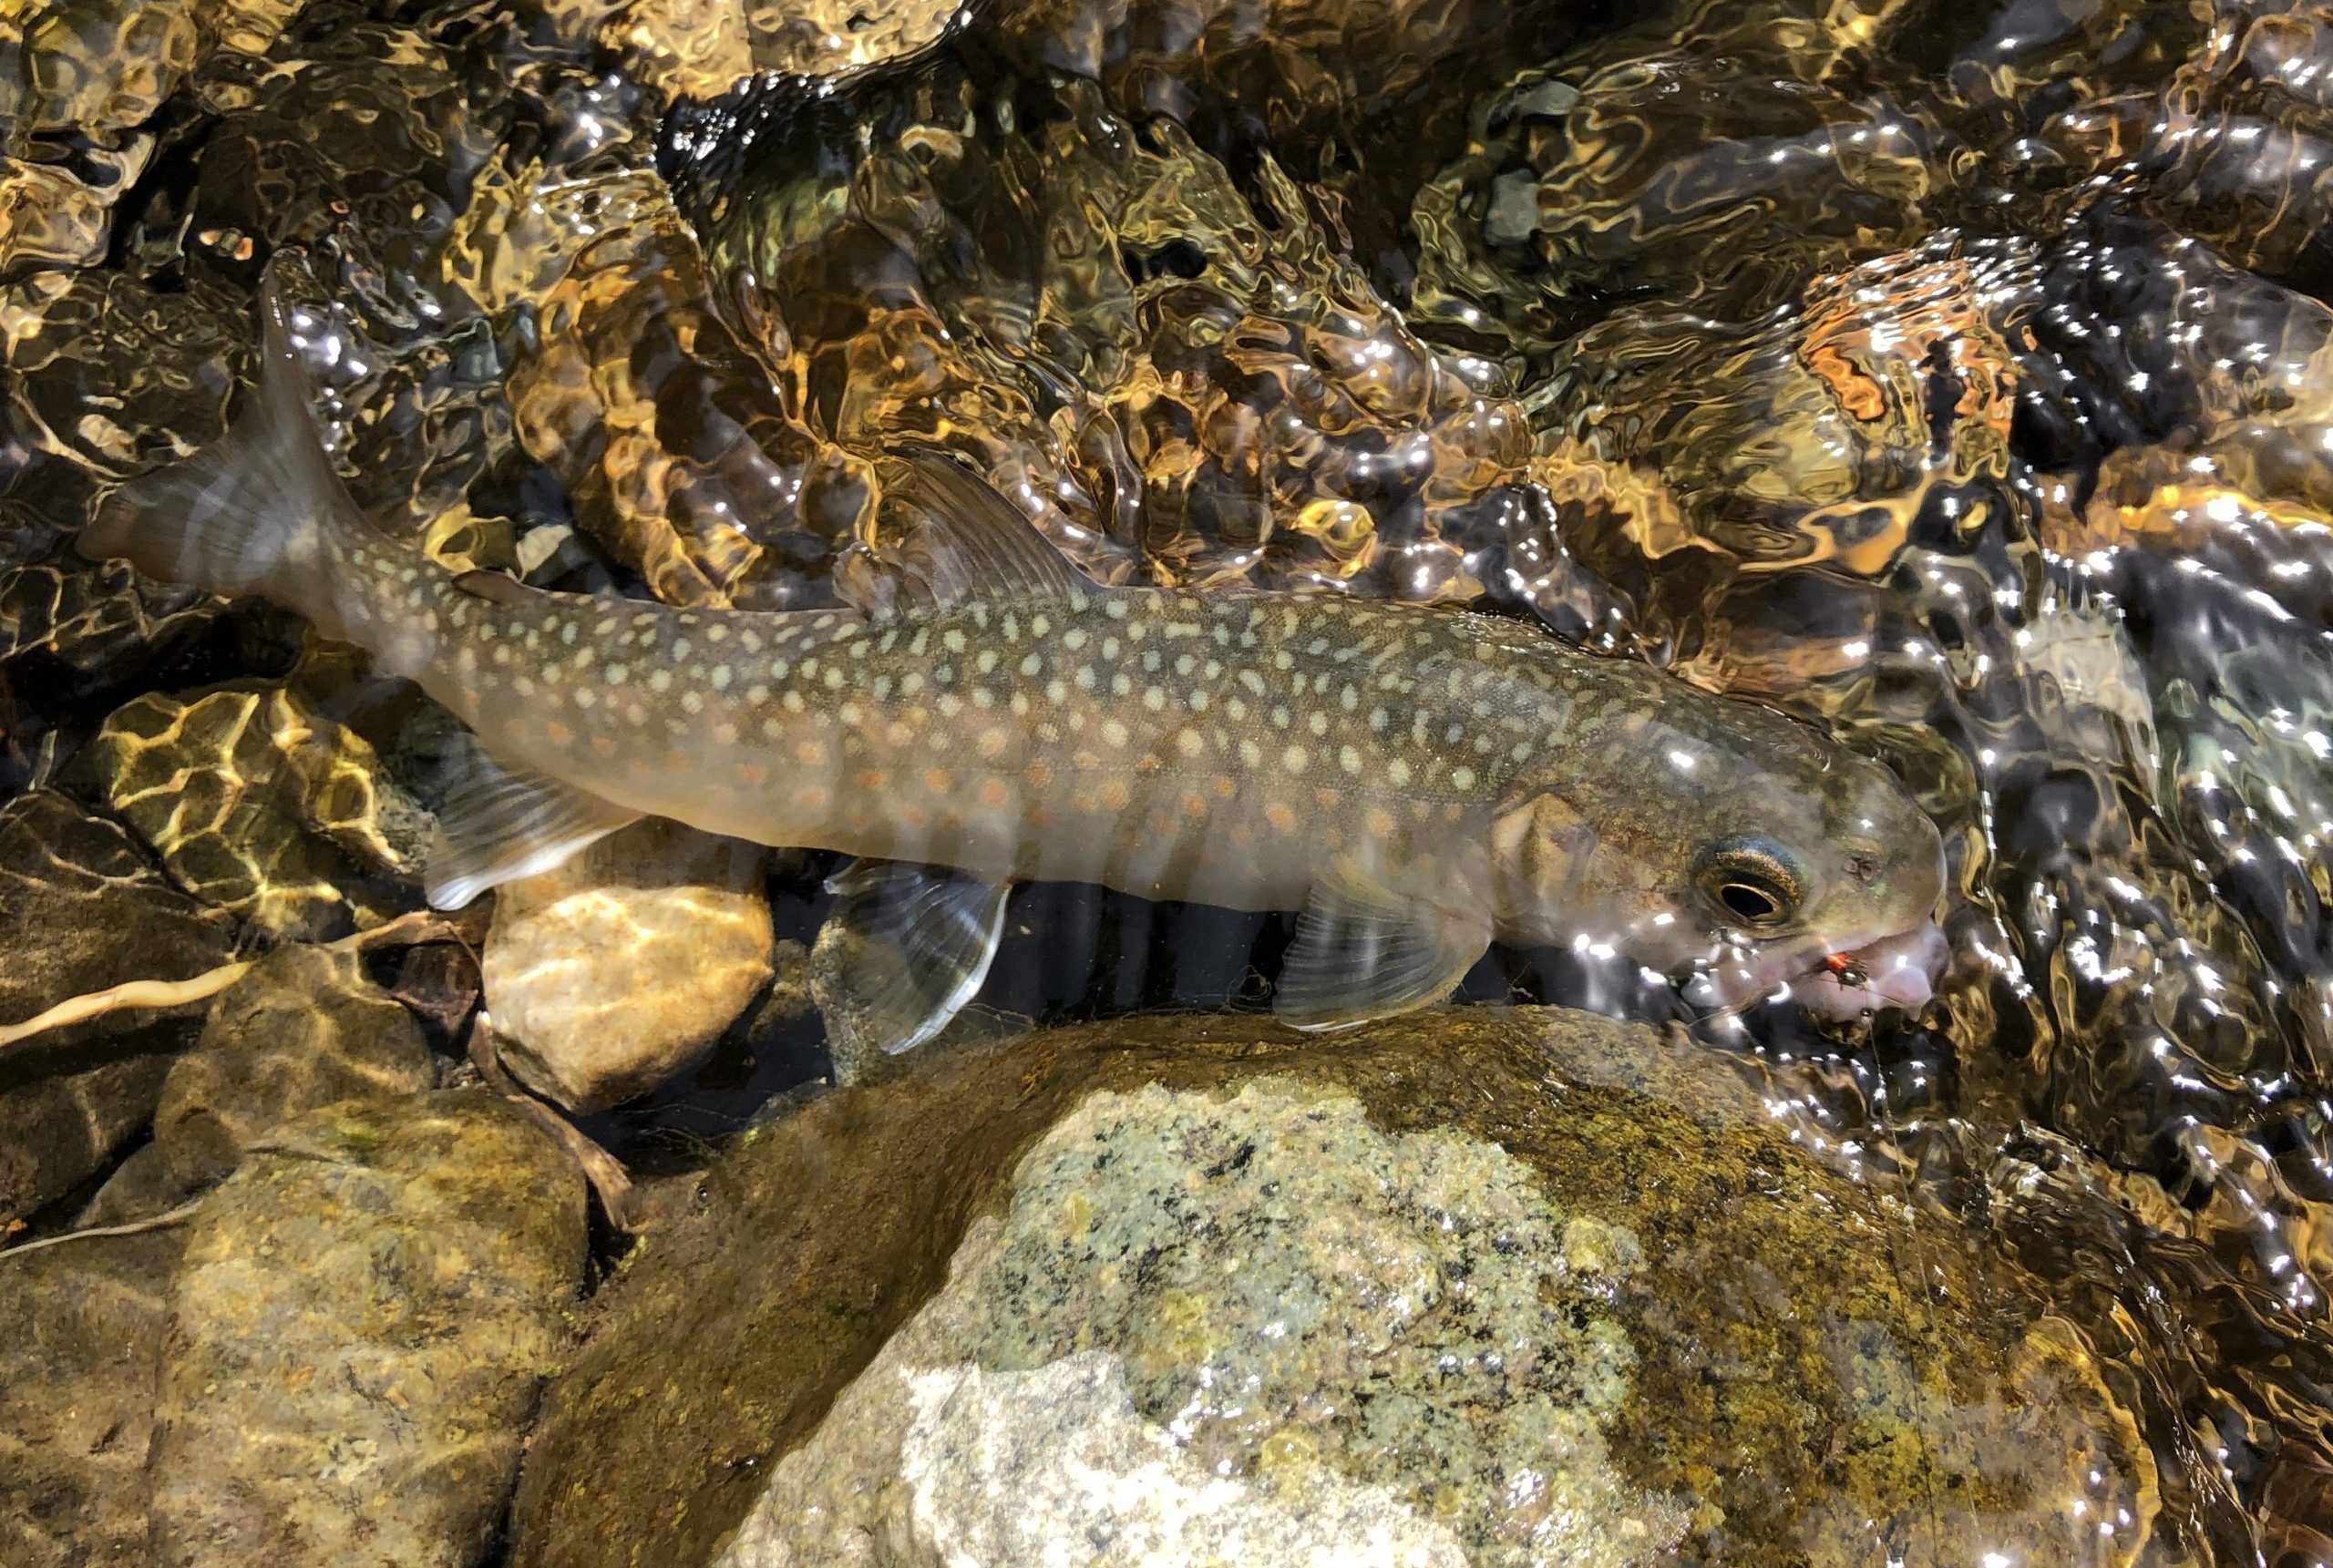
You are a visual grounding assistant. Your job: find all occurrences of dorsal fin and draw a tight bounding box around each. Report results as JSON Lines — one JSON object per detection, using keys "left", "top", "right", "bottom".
{"left": 842, "top": 450, "right": 1093, "bottom": 620}
{"left": 450, "top": 569, "right": 534, "bottom": 607}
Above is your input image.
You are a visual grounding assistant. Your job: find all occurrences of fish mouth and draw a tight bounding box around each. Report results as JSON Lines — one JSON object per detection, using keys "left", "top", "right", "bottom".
{"left": 1680, "top": 921, "right": 1948, "bottom": 1020}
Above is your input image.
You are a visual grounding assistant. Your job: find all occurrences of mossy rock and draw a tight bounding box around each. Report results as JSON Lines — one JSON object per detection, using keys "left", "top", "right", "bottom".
{"left": 509, "top": 1007, "right": 2162, "bottom": 1567}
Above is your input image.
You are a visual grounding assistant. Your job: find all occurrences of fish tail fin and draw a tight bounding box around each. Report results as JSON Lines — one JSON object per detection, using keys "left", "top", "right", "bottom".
{"left": 78, "top": 270, "right": 368, "bottom": 623}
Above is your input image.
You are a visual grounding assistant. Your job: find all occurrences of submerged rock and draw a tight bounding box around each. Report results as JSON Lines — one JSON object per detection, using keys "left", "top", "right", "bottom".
{"left": 0, "top": 790, "right": 236, "bottom": 1226}
{"left": 509, "top": 1009, "right": 2161, "bottom": 1567}
{"left": 0, "top": 1227, "right": 182, "bottom": 1567}
{"left": 151, "top": 942, "right": 437, "bottom": 1191}
{"left": 88, "top": 680, "right": 426, "bottom": 941}
{"left": 483, "top": 819, "right": 773, "bottom": 1112}
{"left": 147, "top": 1091, "right": 588, "bottom": 1568}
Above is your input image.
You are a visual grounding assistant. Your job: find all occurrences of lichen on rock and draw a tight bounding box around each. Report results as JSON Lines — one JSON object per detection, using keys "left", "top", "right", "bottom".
{"left": 717, "top": 1075, "right": 1689, "bottom": 1567}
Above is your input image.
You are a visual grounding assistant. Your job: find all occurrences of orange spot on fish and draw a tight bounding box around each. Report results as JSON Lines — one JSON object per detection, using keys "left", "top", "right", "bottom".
{"left": 854, "top": 769, "right": 889, "bottom": 790}
{"left": 977, "top": 730, "right": 1009, "bottom": 757}
{"left": 1073, "top": 794, "right": 1098, "bottom": 815}
{"left": 591, "top": 735, "right": 617, "bottom": 759}
{"left": 1027, "top": 762, "right": 1054, "bottom": 788}
{"left": 1212, "top": 774, "right": 1237, "bottom": 799}
{"left": 1314, "top": 788, "right": 1341, "bottom": 809}
{"left": 1100, "top": 779, "right": 1130, "bottom": 810}
{"left": 796, "top": 784, "right": 832, "bottom": 811}
{"left": 797, "top": 740, "right": 827, "bottom": 765}
{"left": 898, "top": 804, "right": 930, "bottom": 830}
{"left": 1181, "top": 791, "right": 1208, "bottom": 818}
{"left": 665, "top": 749, "right": 691, "bottom": 773}
{"left": 924, "top": 768, "right": 954, "bottom": 794}
{"left": 1265, "top": 803, "right": 1297, "bottom": 833}
{"left": 1365, "top": 807, "right": 1396, "bottom": 837}
{"left": 544, "top": 721, "right": 573, "bottom": 746}
{"left": 980, "top": 779, "right": 1011, "bottom": 807}
{"left": 736, "top": 764, "right": 768, "bottom": 787}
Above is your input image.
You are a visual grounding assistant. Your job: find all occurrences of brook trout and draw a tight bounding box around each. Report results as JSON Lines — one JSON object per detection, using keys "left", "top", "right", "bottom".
{"left": 83, "top": 279, "right": 1947, "bottom": 1051}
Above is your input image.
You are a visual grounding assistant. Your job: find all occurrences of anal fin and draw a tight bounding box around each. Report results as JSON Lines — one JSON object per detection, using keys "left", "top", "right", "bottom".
{"left": 1274, "top": 859, "right": 1492, "bottom": 1030}
{"left": 809, "top": 858, "right": 1010, "bottom": 1071}
{"left": 425, "top": 747, "right": 641, "bottom": 908}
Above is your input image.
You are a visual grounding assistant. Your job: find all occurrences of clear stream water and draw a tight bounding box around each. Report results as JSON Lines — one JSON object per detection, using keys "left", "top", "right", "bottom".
{"left": 10, "top": 0, "right": 2333, "bottom": 1556}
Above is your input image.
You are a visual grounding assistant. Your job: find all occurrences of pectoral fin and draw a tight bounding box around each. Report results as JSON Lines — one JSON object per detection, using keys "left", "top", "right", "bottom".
{"left": 809, "top": 858, "right": 1010, "bottom": 1068}
{"left": 425, "top": 748, "right": 641, "bottom": 908}
{"left": 1273, "top": 861, "right": 1493, "bottom": 1030}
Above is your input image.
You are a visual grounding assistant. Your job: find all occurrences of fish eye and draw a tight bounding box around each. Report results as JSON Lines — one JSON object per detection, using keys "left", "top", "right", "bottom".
{"left": 1694, "top": 835, "right": 1804, "bottom": 930}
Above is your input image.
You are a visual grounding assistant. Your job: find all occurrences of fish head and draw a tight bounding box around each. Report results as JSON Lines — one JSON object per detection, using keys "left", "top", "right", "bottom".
{"left": 1492, "top": 682, "right": 1947, "bottom": 1018}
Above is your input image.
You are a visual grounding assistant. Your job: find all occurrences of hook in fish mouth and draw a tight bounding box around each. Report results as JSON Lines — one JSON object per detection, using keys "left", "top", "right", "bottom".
{"left": 1678, "top": 922, "right": 1948, "bottom": 1021}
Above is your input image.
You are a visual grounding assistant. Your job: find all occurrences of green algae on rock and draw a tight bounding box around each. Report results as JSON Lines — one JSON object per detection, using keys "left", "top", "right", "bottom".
{"left": 716, "top": 1075, "right": 1690, "bottom": 1566}
{"left": 147, "top": 1091, "right": 589, "bottom": 1568}
{"left": 508, "top": 1008, "right": 2165, "bottom": 1567}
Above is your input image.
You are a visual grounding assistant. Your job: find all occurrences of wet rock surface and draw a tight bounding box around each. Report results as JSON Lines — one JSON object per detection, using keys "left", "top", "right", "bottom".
{"left": 151, "top": 940, "right": 437, "bottom": 1190}
{"left": 484, "top": 819, "right": 775, "bottom": 1112}
{"left": 148, "top": 1091, "right": 589, "bottom": 1568}
{"left": 0, "top": 1228, "right": 183, "bottom": 1568}
{"left": 0, "top": 790, "right": 236, "bottom": 1226}
{"left": 509, "top": 1009, "right": 2154, "bottom": 1567}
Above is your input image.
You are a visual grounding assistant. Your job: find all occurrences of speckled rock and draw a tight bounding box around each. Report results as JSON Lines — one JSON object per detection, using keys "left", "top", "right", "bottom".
{"left": 718, "top": 1076, "right": 1684, "bottom": 1566}
{"left": 151, "top": 942, "right": 437, "bottom": 1191}
{"left": 0, "top": 789, "right": 236, "bottom": 1226}
{"left": 147, "top": 1091, "right": 589, "bottom": 1568}
{"left": 0, "top": 1227, "right": 182, "bottom": 1567}
{"left": 484, "top": 819, "right": 773, "bottom": 1112}
{"left": 508, "top": 1009, "right": 2158, "bottom": 1568}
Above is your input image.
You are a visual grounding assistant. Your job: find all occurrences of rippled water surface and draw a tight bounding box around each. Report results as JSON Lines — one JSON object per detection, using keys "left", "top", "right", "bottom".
{"left": 17, "top": 0, "right": 2333, "bottom": 1559}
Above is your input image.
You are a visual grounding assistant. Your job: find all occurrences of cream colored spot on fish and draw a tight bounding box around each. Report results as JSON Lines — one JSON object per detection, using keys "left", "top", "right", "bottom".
{"left": 782, "top": 692, "right": 806, "bottom": 713}
{"left": 571, "top": 687, "right": 593, "bottom": 709}
{"left": 824, "top": 667, "right": 846, "bottom": 690}
{"left": 1045, "top": 679, "right": 1069, "bottom": 704}
{"left": 770, "top": 659, "right": 791, "bottom": 681}
{"left": 1103, "top": 599, "right": 1128, "bottom": 620}
{"left": 1100, "top": 719, "right": 1130, "bottom": 748}
{"left": 624, "top": 702, "right": 646, "bottom": 725}
{"left": 1010, "top": 692, "right": 1030, "bottom": 715}
{"left": 1451, "top": 765, "right": 1475, "bottom": 790}
{"left": 977, "top": 650, "right": 1000, "bottom": 675}
{"left": 761, "top": 717, "right": 786, "bottom": 740}
{"left": 712, "top": 666, "right": 733, "bottom": 692}
{"left": 1238, "top": 739, "right": 1262, "bottom": 767}
{"left": 1176, "top": 731, "right": 1207, "bottom": 758}
{"left": 1308, "top": 712, "right": 1329, "bottom": 736}
{"left": 1386, "top": 757, "right": 1412, "bottom": 786}
{"left": 1283, "top": 746, "right": 1307, "bottom": 773}
{"left": 682, "top": 692, "right": 704, "bottom": 715}
{"left": 943, "top": 629, "right": 968, "bottom": 654}
{"left": 1030, "top": 613, "right": 1050, "bottom": 637}
{"left": 648, "top": 669, "right": 671, "bottom": 693}
{"left": 1063, "top": 628, "right": 1087, "bottom": 650}
{"left": 938, "top": 693, "right": 963, "bottom": 717}
{"left": 714, "top": 721, "right": 738, "bottom": 744}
